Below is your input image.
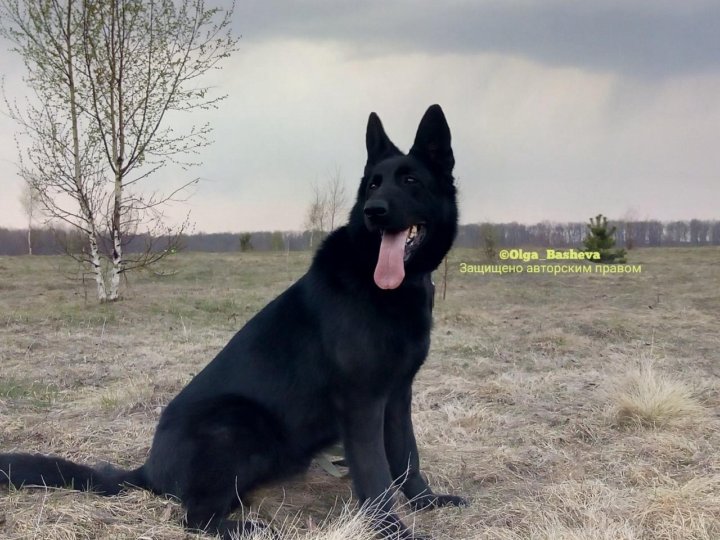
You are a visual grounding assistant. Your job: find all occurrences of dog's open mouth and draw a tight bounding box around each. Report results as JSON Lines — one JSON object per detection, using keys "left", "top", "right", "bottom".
{"left": 373, "top": 224, "right": 425, "bottom": 290}
{"left": 403, "top": 224, "right": 426, "bottom": 261}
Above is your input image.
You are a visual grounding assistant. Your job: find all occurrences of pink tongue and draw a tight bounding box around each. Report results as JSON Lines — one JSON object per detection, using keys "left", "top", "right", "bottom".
{"left": 374, "top": 229, "right": 410, "bottom": 289}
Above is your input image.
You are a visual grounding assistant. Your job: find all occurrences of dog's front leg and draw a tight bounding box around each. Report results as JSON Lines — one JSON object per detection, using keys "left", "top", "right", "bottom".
{"left": 385, "top": 383, "right": 468, "bottom": 511}
{"left": 340, "top": 396, "right": 421, "bottom": 539}
{"left": 384, "top": 382, "right": 431, "bottom": 500}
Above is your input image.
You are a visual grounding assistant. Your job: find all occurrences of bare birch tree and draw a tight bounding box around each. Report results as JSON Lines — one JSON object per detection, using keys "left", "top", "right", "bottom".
{"left": 305, "top": 182, "right": 326, "bottom": 249}
{"left": 325, "top": 166, "right": 347, "bottom": 231}
{"left": 1, "top": 0, "right": 237, "bottom": 301}
{"left": 18, "top": 180, "right": 40, "bottom": 255}
{"left": 305, "top": 168, "right": 348, "bottom": 248}
{"left": 2, "top": 0, "right": 112, "bottom": 300}
{"left": 79, "top": 0, "right": 236, "bottom": 300}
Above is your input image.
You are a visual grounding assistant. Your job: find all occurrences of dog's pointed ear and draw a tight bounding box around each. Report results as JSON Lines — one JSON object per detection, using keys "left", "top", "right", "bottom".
{"left": 366, "top": 112, "right": 400, "bottom": 166}
{"left": 410, "top": 104, "right": 454, "bottom": 177}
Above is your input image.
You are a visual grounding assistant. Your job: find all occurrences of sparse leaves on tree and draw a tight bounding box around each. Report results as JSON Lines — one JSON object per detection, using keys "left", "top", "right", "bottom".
{"left": 1, "top": 0, "right": 237, "bottom": 302}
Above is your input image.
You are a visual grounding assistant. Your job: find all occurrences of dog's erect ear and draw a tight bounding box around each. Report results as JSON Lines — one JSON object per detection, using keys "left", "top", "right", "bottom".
{"left": 366, "top": 112, "right": 400, "bottom": 166}
{"left": 409, "top": 104, "right": 454, "bottom": 177}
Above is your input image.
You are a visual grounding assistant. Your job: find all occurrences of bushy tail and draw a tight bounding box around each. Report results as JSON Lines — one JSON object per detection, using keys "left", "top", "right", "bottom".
{"left": 0, "top": 453, "right": 147, "bottom": 495}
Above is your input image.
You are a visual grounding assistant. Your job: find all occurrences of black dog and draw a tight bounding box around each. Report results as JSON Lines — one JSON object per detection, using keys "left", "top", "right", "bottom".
{"left": 1, "top": 105, "right": 465, "bottom": 539}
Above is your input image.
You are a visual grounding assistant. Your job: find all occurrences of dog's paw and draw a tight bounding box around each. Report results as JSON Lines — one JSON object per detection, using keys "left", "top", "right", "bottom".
{"left": 409, "top": 493, "right": 468, "bottom": 511}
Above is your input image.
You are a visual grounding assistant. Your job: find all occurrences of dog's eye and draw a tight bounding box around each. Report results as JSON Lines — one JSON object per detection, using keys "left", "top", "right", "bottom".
{"left": 369, "top": 176, "right": 381, "bottom": 190}
{"left": 404, "top": 176, "right": 418, "bottom": 184}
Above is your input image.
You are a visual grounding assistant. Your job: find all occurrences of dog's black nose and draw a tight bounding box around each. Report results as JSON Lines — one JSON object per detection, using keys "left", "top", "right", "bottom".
{"left": 364, "top": 199, "right": 388, "bottom": 218}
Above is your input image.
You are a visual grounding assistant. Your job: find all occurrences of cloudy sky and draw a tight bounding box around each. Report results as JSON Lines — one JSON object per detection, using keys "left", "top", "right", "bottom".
{"left": 1, "top": 0, "right": 719, "bottom": 232}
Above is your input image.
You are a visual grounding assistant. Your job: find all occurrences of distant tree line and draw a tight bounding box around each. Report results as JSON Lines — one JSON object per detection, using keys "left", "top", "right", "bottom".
{"left": 1, "top": 219, "right": 719, "bottom": 256}
{"left": 458, "top": 219, "right": 720, "bottom": 249}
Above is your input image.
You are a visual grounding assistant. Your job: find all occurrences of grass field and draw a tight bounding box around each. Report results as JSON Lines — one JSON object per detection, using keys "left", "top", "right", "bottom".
{"left": 1, "top": 247, "right": 719, "bottom": 539}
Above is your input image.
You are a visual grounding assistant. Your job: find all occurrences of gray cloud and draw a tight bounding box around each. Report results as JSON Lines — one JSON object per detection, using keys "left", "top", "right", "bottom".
{"left": 238, "top": 0, "right": 720, "bottom": 78}
{"left": 1, "top": 2, "right": 718, "bottom": 231}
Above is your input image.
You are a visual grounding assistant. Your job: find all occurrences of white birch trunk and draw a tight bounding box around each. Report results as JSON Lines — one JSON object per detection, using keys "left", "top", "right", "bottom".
{"left": 88, "top": 231, "right": 107, "bottom": 302}
{"left": 108, "top": 228, "right": 122, "bottom": 301}
{"left": 65, "top": 0, "right": 104, "bottom": 304}
{"left": 107, "top": 3, "right": 123, "bottom": 303}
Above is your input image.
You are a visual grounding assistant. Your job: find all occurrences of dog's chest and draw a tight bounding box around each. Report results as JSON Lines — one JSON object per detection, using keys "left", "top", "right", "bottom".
{"left": 328, "top": 295, "right": 432, "bottom": 385}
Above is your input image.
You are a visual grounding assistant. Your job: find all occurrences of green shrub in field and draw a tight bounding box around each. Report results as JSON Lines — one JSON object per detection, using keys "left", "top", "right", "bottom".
{"left": 479, "top": 223, "right": 498, "bottom": 261}
{"left": 583, "top": 214, "right": 627, "bottom": 263}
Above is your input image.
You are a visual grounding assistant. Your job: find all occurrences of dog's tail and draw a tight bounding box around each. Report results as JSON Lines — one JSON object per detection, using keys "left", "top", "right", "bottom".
{"left": 0, "top": 453, "right": 147, "bottom": 495}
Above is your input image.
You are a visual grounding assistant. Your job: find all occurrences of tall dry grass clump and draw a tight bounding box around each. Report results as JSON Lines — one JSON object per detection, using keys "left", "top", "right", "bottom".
{"left": 610, "top": 360, "right": 705, "bottom": 428}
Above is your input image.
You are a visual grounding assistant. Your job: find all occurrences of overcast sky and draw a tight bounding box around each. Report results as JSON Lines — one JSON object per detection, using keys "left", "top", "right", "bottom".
{"left": 1, "top": 0, "right": 719, "bottom": 233}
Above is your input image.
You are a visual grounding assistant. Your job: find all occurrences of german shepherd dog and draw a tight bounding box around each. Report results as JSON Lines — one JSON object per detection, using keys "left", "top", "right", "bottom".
{"left": 1, "top": 105, "right": 465, "bottom": 539}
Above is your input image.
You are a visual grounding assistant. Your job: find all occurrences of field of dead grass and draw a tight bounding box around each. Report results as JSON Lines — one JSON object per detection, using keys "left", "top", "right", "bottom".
{"left": 1, "top": 247, "right": 719, "bottom": 539}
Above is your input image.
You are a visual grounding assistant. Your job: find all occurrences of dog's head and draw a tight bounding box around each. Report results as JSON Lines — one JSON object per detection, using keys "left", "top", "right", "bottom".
{"left": 349, "top": 105, "right": 458, "bottom": 290}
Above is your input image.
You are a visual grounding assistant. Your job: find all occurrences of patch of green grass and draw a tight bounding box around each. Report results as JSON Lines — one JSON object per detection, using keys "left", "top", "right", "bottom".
{"left": 193, "top": 297, "right": 238, "bottom": 314}
{"left": 0, "top": 378, "right": 59, "bottom": 409}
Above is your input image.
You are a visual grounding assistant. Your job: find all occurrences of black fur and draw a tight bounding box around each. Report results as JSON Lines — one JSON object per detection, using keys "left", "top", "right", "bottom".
{"left": 1, "top": 104, "right": 466, "bottom": 539}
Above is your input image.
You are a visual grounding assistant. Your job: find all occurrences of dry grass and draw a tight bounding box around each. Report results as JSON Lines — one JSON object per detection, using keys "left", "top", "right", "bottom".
{"left": 1, "top": 247, "right": 720, "bottom": 539}
{"left": 610, "top": 359, "right": 706, "bottom": 428}
{"left": 640, "top": 474, "right": 720, "bottom": 540}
